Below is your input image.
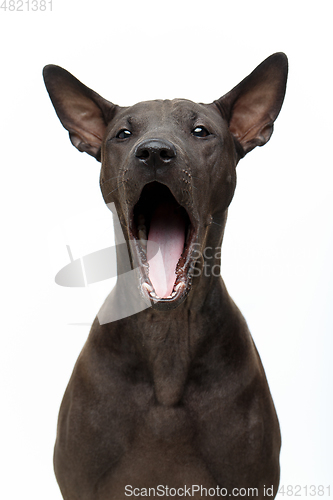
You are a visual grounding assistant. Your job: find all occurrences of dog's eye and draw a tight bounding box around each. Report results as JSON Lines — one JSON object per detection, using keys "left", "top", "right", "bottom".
{"left": 116, "top": 129, "right": 132, "bottom": 139}
{"left": 192, "top": 126, "right": 211, "bottom": 138}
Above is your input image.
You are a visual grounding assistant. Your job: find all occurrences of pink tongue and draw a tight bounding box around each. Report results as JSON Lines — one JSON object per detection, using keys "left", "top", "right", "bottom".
{"left": 147, "top": 204, "right": 185, "bottom": 298}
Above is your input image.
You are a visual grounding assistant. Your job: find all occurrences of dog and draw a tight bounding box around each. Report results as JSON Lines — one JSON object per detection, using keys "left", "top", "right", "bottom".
{"left": 43, "top": 52, "right": 288, "bottom": 500}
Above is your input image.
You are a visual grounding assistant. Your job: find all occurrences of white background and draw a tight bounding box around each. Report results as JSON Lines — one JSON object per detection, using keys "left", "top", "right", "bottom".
{"left": 1, "top": 0, "right": 332, "bottom": 498}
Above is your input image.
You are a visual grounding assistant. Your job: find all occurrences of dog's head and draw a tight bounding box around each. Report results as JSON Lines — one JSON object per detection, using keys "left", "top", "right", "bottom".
{"left": 43, "top": 53, "right": 287, "bottom": 310}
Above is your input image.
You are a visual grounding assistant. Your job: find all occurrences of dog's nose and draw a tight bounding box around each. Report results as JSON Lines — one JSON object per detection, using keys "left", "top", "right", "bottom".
{"left": 134, "top": 139, "right": 176, "bottom": 167}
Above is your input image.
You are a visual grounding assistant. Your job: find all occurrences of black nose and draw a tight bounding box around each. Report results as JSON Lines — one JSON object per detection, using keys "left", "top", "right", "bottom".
{"left": 134, "top": 139, "right": 177, "bottom": 167}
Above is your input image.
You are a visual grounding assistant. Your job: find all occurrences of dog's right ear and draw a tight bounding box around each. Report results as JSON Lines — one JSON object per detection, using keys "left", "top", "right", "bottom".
{"left": 214, "top": 53, "right": 288, "bottom": 158}
{"left": 43, "top": 65, "right": 117, "bottom": 161}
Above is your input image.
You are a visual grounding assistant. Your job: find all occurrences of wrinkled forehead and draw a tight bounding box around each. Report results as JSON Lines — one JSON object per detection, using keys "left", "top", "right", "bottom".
{"left": 110, "top": 98, "right": 223, "bottom": 129}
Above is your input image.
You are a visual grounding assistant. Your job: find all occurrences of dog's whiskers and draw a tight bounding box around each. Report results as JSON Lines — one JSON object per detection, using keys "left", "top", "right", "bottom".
{"left": 103, "top": 182, "right": 124, "bottom": 200}
{"left": 211, "top": 220, "right": 223, "bottom": 228}
{"left": 100, "top": 175, "right": 122, "bottom": 187}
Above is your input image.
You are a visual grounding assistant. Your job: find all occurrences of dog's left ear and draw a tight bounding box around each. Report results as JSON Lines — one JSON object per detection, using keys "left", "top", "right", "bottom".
{"left": 43, "top": 65, "right": 117, "bottom": 161}
{"left": 215, "top": 53, "right": 288, "bottom": 156}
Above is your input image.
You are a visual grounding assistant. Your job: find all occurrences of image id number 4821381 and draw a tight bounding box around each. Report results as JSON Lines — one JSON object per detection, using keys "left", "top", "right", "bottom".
{"left": 0, "top": 0, "right": 52, "bottom": 11}
{"left": 278, "top": 485, "right": 331, "bottom": 496}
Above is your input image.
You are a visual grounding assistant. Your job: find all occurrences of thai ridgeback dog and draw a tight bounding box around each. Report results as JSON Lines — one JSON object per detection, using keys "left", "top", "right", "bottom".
{"left": 43, "top": 52, "right": 288, "bottom": 499}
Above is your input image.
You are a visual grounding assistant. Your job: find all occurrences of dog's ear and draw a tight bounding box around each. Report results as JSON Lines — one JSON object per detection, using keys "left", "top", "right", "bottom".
{"left": 215, "top": 53, "right": 288, "bottom": 157}
{"left": 43, "top": 65, "right": 117, "bottom": 161}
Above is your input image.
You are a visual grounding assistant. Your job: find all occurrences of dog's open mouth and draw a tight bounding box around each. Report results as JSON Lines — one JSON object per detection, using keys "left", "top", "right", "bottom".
{"left": 129, "top": 182, "right": 196, "bottom": 306}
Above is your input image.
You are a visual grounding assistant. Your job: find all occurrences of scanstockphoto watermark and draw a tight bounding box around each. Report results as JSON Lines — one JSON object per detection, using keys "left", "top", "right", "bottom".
{"left": 124, "top": 484, "right": 275, "bottom": 497}
{"left": 50, "top": 202, "right": 224, "bottom": 324}
{"left": 125, "top": 485, "right": 332, "bottom": 498}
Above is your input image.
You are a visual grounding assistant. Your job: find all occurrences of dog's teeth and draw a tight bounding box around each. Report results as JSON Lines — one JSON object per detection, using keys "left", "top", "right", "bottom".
{"left": 138, "top": 228, "right": 147, "bottom": 238}
{"left": 150, "top": 291, "right": 157, "bottom": 298}
{"left": 174, "top": 282, "right": 183, "bottom": 291}
{"left": 142, "top": 282, "right": 153, "bottom": 292}
{"left": 171, "top": 291, "right": 177, "bottom": 297}
{"left": 138, "top": 228, "right": 147, "bottom": 247}
{"left": 138, "top": 224, "right": 146, "bottom": 231}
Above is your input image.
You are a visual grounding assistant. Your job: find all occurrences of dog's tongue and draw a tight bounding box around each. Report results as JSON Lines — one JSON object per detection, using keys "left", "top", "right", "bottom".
{"left": 147, "top": 203, "right": 185, "bottom": 298}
